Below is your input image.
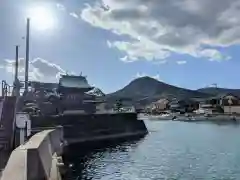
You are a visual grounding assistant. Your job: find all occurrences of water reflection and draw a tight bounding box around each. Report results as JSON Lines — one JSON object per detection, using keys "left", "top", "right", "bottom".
{"left": 64, "top": 138, "right": 145, "bottom": 180}
{"left": 64, "top": 121, "right": 240, "bottom": 180}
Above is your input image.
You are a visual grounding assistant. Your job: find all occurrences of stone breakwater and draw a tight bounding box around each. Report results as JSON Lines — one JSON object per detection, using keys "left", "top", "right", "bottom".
{"left": 1, "top": 112, "right": 148, "bottom": 180}
{"left": 30, "top": 112, "right": 148, "bottom": 145}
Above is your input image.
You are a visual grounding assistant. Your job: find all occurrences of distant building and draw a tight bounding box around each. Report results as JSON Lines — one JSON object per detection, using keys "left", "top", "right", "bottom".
{"left": 134, "top": 103, "right": 145, "bottom": 113}
{"left": 169, "top": 98, "right": 198, "bottom": 113}
{"left": 196, "top": 93, "right": 240, "bottom": 114}
{"left": 96, "top": 102, "right": 107, "bottom": 112}
{"left": 151, "top": 98, "right": 170, "bottom": 111}
{"left": 169, "top": 99, "right": 185, "bottom": 113}
{"left": 194, "top": 96, "right": 224, "bottom": 114}
{"left": 220, "top": 94, "right": 240, "bottom": 114}
{"left": 220, "top": 94, "right": 239, "bottom": 105}
{"left": 20, "top": 74, "right": 102, "bottom": 115}
{"left": 58, "top": 75, "right": 97, "bottom": 113}
{"left": 58, "top": 75, "right": 93, "bottom": 92}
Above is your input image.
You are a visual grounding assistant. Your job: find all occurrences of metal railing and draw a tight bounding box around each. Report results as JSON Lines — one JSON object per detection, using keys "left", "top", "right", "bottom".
{"left": 1, "top": 80, "right": 27, "bottom": 97}
{"left": 1, "top": 81, "right": 12, "bottom": 97}
{"left": 1, "top": 79, "right": 24, "bottom": 151}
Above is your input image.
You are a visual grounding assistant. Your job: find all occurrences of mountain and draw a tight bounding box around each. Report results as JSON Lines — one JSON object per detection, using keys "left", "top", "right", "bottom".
{"left": 197, "top": 87, "right": 240, "bottom": 96}
{"left": 107, "top": 76, "right": 211, "bottom": 105}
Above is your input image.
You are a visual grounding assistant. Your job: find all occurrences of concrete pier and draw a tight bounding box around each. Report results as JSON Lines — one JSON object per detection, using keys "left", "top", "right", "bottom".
{"left": 0, "top": 111, "right": 148, "bottom": 180}
{"left": 0, "top": 127, "right": 64, "bottom": 180}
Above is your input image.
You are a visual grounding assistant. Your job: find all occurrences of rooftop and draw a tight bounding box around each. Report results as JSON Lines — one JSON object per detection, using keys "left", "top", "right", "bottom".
{"left": 29, "top": 81, "right": 58, "bottom": 90}
{"left": 59, "top": 74, "right": 92, "bottom": 89}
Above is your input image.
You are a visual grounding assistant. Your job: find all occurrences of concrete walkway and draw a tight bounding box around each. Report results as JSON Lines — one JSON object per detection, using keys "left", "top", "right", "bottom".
{"left": 1, "top": 127, "right": 64, "bottom": 180}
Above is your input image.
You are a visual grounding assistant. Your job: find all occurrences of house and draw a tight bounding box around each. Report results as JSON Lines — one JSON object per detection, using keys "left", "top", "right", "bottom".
{"left": 151, "top": 98, "right": 170, "bottom": 111}
{"left": 220, "top": 94, "right": 240, "bottom": 114}
{"left": 194, "top": 95, "right": 227, "bottom": 114}
{"left": 144, "top": 98, "right": 170, "bottom": 114}
{"left": 196, "top": 93, "right": 240, "bottom": 114}
{"left": 134, "top": 103, "right": 146, "bottom": 113}
{"left": 196, "top": 102, "right": 218, "bottom": 114}
{"left": 196, "top": 97, "right": 215, "bottom": 114}
{"left": 219, "top": 94, "right": 239, "bottom": 105}
{"left": 169, "top": 98, "right": 198, "bottom": 113}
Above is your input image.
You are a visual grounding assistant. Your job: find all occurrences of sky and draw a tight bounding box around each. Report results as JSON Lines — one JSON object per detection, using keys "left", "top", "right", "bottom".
{"left": 1, "top": 0, "right": 240, "bottom": 93}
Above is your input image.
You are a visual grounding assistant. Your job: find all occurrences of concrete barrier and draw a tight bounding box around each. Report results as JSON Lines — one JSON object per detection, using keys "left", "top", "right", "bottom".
{"left": 1, "top": 126, "right": 64, "bottom": 180}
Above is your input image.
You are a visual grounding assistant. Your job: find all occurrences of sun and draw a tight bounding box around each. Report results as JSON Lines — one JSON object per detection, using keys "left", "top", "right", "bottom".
{"left": 27, "top": 6, "right": 56, "bottom": 31}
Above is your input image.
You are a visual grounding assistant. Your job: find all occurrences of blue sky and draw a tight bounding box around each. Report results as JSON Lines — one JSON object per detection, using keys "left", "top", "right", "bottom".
{"left": 1, "top": 0, "right": 240, "bottom": 93}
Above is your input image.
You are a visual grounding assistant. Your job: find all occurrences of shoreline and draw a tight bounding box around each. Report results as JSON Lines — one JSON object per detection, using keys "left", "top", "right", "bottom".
{"left": 138, "top": 113, "right": 240, "bottom": 122}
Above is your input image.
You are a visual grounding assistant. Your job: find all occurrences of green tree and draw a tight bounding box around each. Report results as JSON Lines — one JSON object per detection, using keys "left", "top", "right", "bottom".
{"left": 115, "top": 99, "right": 123, "bottom": 111}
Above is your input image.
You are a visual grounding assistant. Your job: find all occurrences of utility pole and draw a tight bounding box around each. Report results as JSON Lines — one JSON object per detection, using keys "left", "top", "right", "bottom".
{"left": 25, "top": 18, "right": 30, "bottom": 91}
{"left": 15, "top": 45, "right": 19, "bottom": 83}
{"left": 12, "top": 45, "right": 21, "bottom": 97}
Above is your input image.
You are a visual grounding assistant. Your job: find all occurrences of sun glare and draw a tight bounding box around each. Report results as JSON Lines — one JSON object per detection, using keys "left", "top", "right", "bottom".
{"left": 27, "top": 6, "right": 56, "bottom": 31}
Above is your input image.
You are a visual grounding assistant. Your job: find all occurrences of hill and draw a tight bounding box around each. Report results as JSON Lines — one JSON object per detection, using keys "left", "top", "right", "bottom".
{"left": 197, "top": 87, "right": 240, "bottom": 96}
{"left": 106, "top": 76, "right": 211, "bottom": 105}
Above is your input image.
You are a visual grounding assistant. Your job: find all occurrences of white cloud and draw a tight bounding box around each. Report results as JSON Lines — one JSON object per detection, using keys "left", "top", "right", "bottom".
{"left": 153, "top": 60, "right": 167, "bottom": 65}
{"left": 135, "top": 73, "right": 161, "bottom": 81}
{"left": 56, "top": 3, "right": 66, "bottom": 11}
{"left": 197, "top": 49, "right": 231, "bottom": 61}
{"left": 70, "top": 12, "right": 79, "bottom": 19}
{"left": 0, "top": 58, "right": 65, "bottom": 82}
{"left": 176, "top": 61, "right": 187, "bottom": 65}
{"left": 80, "top": 0, "right": 237, "bottom": 62}
{"left": 108, "top": 41, "right": 170, "bottom": 62}
{"left": 120, "top": 56, "right": 136, "bottom": 63}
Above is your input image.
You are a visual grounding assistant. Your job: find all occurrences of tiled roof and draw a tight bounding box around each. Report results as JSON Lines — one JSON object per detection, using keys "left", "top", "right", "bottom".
{"left": 59, "top": 75, "right": 92, "bottom": 89}
{"left": 29, "top": 81, "right": 58, "bottom": 90}
{"left": 155, "top": 98, "right": 169, "bottom": 104}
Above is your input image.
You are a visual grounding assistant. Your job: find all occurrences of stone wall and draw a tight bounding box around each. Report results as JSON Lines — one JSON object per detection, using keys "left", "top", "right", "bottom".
{"left": 31, "top": 112, "right": 148, "bottom": 145}
{"left": 1, "top": 127, "right": 64, "bottom": 180}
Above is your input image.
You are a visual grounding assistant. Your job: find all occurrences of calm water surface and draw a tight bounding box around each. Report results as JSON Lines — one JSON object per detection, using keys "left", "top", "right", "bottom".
{"left": 66, "top": 121, "right": 240, "bottom": 180}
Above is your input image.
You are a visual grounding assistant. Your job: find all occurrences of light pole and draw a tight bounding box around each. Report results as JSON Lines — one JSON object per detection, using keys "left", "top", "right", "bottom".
{"left": 15, "top": 45, "right": 19, "bottom": 83}
{"left": 25, "top": 18, "right": 30, "bottom": 91}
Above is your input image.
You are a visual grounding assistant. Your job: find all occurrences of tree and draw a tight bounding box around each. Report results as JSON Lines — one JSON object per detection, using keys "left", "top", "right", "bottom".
{"left": 115, "top": 99, "right": 123, "bottom": 111}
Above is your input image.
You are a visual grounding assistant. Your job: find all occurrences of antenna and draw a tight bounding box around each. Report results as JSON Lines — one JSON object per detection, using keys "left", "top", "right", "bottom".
{"left": 212, "top": 83, "right": 218, "bottom": 88}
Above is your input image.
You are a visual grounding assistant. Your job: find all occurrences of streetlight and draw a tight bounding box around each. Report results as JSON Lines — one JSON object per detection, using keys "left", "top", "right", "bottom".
{"left": 25, "top": 18, "right": 30, "bottom": 91}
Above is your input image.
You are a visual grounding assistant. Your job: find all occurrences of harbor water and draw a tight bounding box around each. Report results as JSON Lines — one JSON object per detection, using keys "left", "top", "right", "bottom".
{"left": 65, "top": 120, "right": 240, "bottom": 180}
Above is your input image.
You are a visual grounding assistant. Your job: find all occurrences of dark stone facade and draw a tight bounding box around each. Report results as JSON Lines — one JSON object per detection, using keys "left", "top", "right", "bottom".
{"left": 30, "top": 112, "right": 148, "bottom": 145}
